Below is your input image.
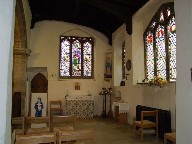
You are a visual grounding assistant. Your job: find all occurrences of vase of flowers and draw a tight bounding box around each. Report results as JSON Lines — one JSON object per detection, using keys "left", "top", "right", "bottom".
{"left": 149, "top": 76, "right": 167, "bottom": 87}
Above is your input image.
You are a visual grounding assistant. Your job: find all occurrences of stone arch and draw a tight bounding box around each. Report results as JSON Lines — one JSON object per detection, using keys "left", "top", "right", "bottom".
{"left": 113, "top": 31, "right": 126, "bottom": 86}
{"left": 14, "top": 0, "right": 27, "bottom": 49}
{"left": 12, "top": 0, "right": 30, "bottom": 116}
{"left": 61, "top": 28, "right": 96, "bottom": 39}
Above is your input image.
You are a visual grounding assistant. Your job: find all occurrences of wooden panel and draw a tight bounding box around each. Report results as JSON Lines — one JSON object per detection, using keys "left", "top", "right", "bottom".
{"left": 114, "top": 106, "right": 119, "bottom": 122}
{"left": 25, "top": 116, "right": 50, "bottom": 129}
{"left": 31, "top": 73, "right": 48, "bottom": 93}
{"left": 58, "top": 129, "right": 94, "bottom": 144}
{"left": 51, "top": 116, "right": 76, "bottom": 132}
{"left": 164, "top": 132, "right": 176, "bottom": 144}
{"left": 11, "top": 117, "right": 25, "bottom": 133}
{"left": 114, "top": 106, "right": 128, "bottom": 124}
{"left": 16, "top": 132, "right": 56, "bottom": 144}
{"left": 12, "top": 92, "right": 21, "bottom": 117}
{"left": 118, "top": 113, "right": 128, "bottom": 124}
{"left": 50, "top": 100, "right": 63, "bottom": 116}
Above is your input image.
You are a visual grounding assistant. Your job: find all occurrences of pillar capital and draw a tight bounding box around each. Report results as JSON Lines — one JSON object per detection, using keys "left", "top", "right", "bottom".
{"left": 14, "top": 48, "right": 31, "bottom": 58}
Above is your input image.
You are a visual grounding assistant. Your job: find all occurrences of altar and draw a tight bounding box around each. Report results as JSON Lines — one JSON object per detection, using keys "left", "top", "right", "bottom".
{"left": 66, "top": 95, "right": 94, "bottom": 119}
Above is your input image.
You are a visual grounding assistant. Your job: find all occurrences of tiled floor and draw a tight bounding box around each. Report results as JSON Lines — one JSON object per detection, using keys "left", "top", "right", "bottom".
{"left": 75, "top": 117, "right": 164, "bottom": 144}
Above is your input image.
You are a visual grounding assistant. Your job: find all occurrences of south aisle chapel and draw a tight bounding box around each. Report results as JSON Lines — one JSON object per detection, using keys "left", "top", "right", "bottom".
{"left": 0, "top": 0, "right": 191, "bottom": 143}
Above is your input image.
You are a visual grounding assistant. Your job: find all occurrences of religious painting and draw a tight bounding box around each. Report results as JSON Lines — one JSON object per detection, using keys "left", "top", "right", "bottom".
{"left": 31, "top": 93, "right": 47, "bottom": 117}
{"left": 72, "top": 40, "right": 81, "bottom": 76}
{"left": 75, "top": 82, "right": 80, "bottom": 90}
{"left": 104, "top": 52, "right": 112, "bottom": 78}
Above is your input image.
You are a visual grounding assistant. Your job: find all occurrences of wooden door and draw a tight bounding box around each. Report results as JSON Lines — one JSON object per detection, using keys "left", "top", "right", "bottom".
{"left": 31, "top": 73, "right": 48, "bottom": 93}
{"left": 12, "top": 92, "right": 21, "bottom": 117}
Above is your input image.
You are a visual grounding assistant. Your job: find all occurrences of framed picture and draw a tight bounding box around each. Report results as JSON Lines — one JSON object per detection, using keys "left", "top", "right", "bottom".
{"left": 31, "top": 93, "right": 48, "bottom": 117}
{"left": 75, "top": 82, "right": 80, "bottom": 90}
{"left": 104, "top": 52, "right": 112, "bottom": 78}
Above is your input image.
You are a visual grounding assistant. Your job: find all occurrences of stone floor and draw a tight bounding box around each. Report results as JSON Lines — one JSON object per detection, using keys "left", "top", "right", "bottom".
{"left": 75, "top": 117, "right": 164, "bottom": 144}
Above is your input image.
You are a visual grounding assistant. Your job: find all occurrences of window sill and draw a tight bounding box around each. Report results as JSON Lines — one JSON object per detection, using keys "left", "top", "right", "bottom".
{"left": 137, "top": 82, "right": 165, "bottom": 88}
{"left": 137, "top": 82, "right": 148, "bottom": 85}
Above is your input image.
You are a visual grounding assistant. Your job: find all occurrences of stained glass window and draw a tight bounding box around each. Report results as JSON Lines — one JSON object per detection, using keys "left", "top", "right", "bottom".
{"left": 83, "top": 41, "right": 92, "bottom": 77}
{"left": 156, "top": 25, "right": 166, "bottom": 79}
{"left": 145, "top": 31, "right": 154, "bottom": 80}
{"left": 59, "top": 36, "right": 94, "bottom": 79}
{"left": 160, "top": 11, "right": 164, "bottom": 22}
{"left": 167, "top": 16, "right": 176, "bottom": 81}
{"left": 150, "top": 22, "right": 157, "bottom": 29}
{"left": 144, "top": 2, "right": 176, "bottom": 82}
{"left": 167, "top": 7, "right": 171, "bottom": 17}
{"left": 122, "top": 40, "right": 125, "bottom": 79}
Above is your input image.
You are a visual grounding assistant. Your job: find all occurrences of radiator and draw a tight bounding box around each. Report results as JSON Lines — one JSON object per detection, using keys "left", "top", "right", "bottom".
{"left": 136, "top": 105, "right": 172, "bottom": 139}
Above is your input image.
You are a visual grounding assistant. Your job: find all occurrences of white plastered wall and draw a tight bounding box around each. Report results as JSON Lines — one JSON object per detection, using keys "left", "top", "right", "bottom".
{"left": 0, "top": 0, "right": 15, "bottom": 143}
{"left": 112, "top": 24, "right": 144, "bottom": 124}
{"left": 28, "top": 21, "right": 110, "bottom": 116}
{"left": 112, "top": 0, "right": 176, "bottom": 129}
{"left": 175, "top": 0, "right": 192, "bottom": 143}
{"left": 113, "top": 24, "right": 126, "bottom": 86}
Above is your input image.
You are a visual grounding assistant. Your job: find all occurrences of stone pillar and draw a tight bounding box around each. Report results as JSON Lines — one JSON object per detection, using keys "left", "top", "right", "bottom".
{"left": 13, "top": 41, "right": 30, "bottom": 116}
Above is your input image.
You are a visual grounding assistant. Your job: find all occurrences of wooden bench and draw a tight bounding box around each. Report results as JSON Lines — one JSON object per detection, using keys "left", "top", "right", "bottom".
{"left": 58, "top": 129, "right": 94, "bottom": 144}
{"left": 16, "top": 132, "right": 56, "bottom": 144}
{"left": 25, "top": 116, "right": 50, "bottom": 128}
{"left": 50, "top": 115, "right": 76, "bottom": 132}
{"left": 12, "top": 117, "right": 25, "bottom": 134}
{"left": 164, "top": 132, "right": 176, "bottom": 144}
{"left": 26, "top": 127, "right": 50, "bottom": 134}
{"left": 25, "top": 116, "right": 50, "bottom": 134}
{"left": 12, "top": 117, "right": 25, "bottom": 144}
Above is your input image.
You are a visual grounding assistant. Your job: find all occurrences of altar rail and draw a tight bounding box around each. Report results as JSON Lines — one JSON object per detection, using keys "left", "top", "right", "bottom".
{"left": 136, "top": 105, "right": 172, "bottom": 139}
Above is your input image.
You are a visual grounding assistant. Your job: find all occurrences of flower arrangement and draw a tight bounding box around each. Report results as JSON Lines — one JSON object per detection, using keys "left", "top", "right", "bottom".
{"left": 149, "top": 76, "right": 167, "bottom": 87}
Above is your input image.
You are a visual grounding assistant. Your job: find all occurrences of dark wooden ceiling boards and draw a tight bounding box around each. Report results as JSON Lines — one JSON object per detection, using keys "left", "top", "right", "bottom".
{"left": 28, "top": 0, "right": 149, "bottom": 45}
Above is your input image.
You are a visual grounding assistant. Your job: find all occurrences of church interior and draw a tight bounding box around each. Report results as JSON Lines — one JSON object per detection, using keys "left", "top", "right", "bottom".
{"left": 1, "top": 0, "right": 192, "bottom": 143}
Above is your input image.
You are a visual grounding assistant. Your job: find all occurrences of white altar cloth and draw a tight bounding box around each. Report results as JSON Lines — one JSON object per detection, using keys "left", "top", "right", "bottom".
{"left": 66, "top": 95, "right": 94, "bottom": 119}
{"left": 112, "top": 102, "right": 130, "bottom": 113}
{"left": 66, "top": 95, "right": 94, "bottom": 100}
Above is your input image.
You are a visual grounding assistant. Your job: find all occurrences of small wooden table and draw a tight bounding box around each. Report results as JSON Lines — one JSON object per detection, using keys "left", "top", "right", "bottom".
{"left": 164, "top": 132, "right": 176, "bottom": 144}
{"left": 113, "top": 102, "right": 129, "bottom": 124}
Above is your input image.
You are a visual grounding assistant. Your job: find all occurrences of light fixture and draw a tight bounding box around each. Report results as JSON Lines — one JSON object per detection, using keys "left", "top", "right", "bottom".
{"left": 125, "top": 74, "right": 130, "bottom": 80}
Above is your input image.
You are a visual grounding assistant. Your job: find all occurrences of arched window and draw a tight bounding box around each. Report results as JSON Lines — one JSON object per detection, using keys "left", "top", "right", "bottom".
{"left": 59, "top": 36, "right": 94, "bottom": 79}
{"left": 122, "top": 40, "right": 125, "bottom": 80}
{"left": 144, "top": 2, "right": 176, "bottom": 82}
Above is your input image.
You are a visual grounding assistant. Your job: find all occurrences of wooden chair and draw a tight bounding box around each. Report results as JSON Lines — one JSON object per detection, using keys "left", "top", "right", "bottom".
{"left": 15, "top": 132, "right": 56, "bottom": 144}
{"left": 58, "top": 129, "right": 94, "bottom": 144}
{"left": 25, "top": 116, "right": 50, "bottom": 134}
{"left": 50, "top": 100, "right": 63, "bottom": 116}
{"left": 164, "top": 132, "right": 176, "bottom": 144}
{"left": 50, "top": 115, "right": 76, "bottom": 132}
{"left": 133, "top": 110, "right": 158, "bottom": 142}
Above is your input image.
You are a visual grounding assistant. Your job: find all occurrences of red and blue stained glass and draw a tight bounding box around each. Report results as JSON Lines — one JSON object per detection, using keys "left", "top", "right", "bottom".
{"left": 145, "top": 31, "right": 154, "bottom": 80}
{"left": 72, "top": 40, "right": 82, "bottom": 76}
{"left": 83, "top": 41, "right": 92, "bottom": 76}
{"left": 59, "top": 36, "right": 93, "bottom": 78}
{"left": 167, "top": 7, "right": 171, "bottom": 17}
{"left": 150, "top": 22, "right": 157, "bottom": 29}
{"left": 160, "top": 11, "right": 164, "bottom": 22}
{"left": 144, "top": 3, "right": 176, "bottom": 82}
{"left": 156, "top": 25, "right": 166, "bottom": 79}
{"left": 167, "top": 16, "right": 176, "bottom": 81}
{"left": 60, "top": 37, "right": 71, "bottom": 76}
